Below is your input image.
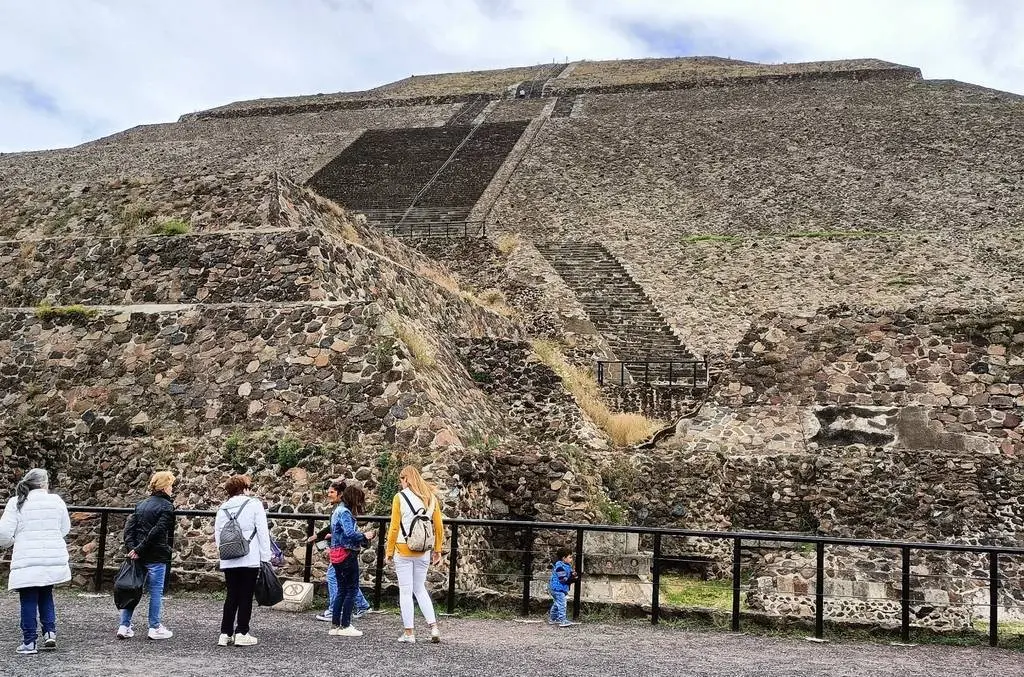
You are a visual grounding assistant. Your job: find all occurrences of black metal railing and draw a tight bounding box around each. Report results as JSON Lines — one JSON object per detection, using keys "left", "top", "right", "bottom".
{"left": 597, "top": 358, "right": 709, "bottom": 386}
{"left": 376, "top": 219, "right": 486, "bottom": 239}
{"left": 50, "top": 507, "right": 1024, "bottom": 647}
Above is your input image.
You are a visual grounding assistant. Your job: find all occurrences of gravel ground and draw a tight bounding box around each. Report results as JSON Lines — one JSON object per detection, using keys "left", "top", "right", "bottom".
{"left": 1, "top": 591, "right": 1021, "bottom": 677}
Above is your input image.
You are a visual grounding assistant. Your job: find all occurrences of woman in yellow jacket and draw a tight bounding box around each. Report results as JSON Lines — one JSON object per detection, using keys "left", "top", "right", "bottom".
{"left": 384, "top": 465, "right": 444, "bottom": 643}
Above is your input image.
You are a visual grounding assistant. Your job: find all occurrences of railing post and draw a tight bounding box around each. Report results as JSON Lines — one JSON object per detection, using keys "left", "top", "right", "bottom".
{"left": 620, "top": 362, "right": 625, "bottom": 386}
{"left": 814, "top": 541, "right": 825, "bottom": 640}
{"left": 374, "top": 521, "right": 386, "bottom": 610}
{"left": 446, "top": 523, "right": 459, "bottom": 615}
{"left": 644, "top": 362, "right": 649, "bottom": 384}
{"left": 900, "top": 546, "right": 911, "bottom": 643}
{"left": 597, "top": 362, "right": 603, "bottom": 385}
{"left": 667, "top": 362, "right": 673, "bottom": 386}
{"left": 651, "top": 532, "right": 662, "bottom": 625}
{"left": 989, "top": 551, "right": 999, "bottom": 647}
{"left": 572, "top": 528, "right": 584, "bottom": 621}
{"left": 692, "top": 361, "right": 697, "bottom": 386}
{"left": 303, "top": 518, "right": 315, "bottom": 583}
{"left": 731, "top": 537, "right": 742, "bottom": 631}
{"left": 94, "top": 512, "right": 109, "bottom": 593}
{"left": 521, "top": 526, "right": 534, "bottom": 616}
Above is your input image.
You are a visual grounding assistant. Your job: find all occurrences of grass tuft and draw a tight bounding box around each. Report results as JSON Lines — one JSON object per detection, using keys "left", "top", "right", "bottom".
{"left": 150, "top": 218, "right": 191, "bottom": 236}
{"left": 530, "top": 339, "right": 659, "bottom": 446}
{"left": 495, "top": 233, "right": 522, "bottom": 254}
{"left": 388, "top": 314, "right": 436, "bottom": 369}
{"left": 35, "top": 302, "right": 98, "bottom": 322}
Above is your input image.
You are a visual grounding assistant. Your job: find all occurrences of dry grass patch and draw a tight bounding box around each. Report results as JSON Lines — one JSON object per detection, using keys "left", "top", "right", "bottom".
{"left": 387, "top": 314, "right": 436, "bottom": 369}
{"left": 495, "top": 233, "right": 522, "bottom": 255}
{"left": 415, "top": 262, "right": 461, "bottom": 295}
{"left": 531, "top": 340, "right": 659, "bottom": 446}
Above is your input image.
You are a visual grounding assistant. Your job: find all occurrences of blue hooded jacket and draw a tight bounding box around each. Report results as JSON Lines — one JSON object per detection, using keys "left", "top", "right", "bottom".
{"left": 549, "top": 559, "right": 575, "bottom": 594}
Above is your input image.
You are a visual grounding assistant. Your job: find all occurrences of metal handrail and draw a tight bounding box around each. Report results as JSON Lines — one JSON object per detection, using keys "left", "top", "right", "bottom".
{"left": 55, "top": 505, "right": 1024, "bottom": 646}
{"left": 597, "top": 358, "right": 709, "bottom": 386}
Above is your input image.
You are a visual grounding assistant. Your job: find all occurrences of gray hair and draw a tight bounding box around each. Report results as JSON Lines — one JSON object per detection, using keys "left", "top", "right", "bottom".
{"left": 16, "top": 468, "right": 48, "bottom": 511}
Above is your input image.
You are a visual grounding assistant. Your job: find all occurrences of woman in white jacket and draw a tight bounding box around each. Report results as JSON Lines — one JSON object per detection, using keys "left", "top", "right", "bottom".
{"left": 0, "top": 468, "right": 71, "bottom": 655}
{"left": 213, "top": 474, "right": 271, "bottom": 648}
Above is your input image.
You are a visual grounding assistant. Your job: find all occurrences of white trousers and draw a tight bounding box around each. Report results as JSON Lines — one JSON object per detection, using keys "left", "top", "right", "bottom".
{"left": 395, "top": 551, "right": 436, "bottom": 629}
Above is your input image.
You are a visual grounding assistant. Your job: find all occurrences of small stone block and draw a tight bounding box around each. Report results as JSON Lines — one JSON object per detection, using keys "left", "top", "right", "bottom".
{"left": 272, "top": 580, "right": 314, "bottom": 612}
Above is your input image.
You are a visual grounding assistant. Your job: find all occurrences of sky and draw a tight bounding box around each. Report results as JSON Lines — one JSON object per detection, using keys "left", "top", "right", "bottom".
{"left": 1, "top": 0, "right": 1022, "bottom": 153}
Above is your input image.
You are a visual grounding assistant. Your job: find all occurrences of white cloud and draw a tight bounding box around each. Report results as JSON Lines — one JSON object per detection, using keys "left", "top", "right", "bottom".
{"left": 0, "top": 0, "right": 1020, "bottom": 153}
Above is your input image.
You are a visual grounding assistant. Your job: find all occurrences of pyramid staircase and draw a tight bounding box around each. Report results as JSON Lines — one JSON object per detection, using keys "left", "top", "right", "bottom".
{"left": 536, "top": 241, "right": 706, "bottom": 386}
{"left": 307, "top": 122, "right": 528, "bottom": 239}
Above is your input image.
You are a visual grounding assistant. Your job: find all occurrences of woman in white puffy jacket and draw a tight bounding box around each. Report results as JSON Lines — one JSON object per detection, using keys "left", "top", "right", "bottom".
{"left": 0, "top": 468, "right": 72, "bottom": 655}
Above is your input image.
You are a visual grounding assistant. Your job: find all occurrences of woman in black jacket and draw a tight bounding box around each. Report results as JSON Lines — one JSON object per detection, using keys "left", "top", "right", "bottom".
{"left": 116, "top": 471, "right": 176, "bottom": 641}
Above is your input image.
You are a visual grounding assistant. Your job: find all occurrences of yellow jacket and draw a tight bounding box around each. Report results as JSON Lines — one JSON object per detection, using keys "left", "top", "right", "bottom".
{"left": 385, "top": 492, "right": 444, "bottom": 558}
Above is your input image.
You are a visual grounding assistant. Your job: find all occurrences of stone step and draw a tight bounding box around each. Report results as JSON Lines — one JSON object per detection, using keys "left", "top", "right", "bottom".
{"left": 537, "top": 241, "right": 697, "bottom": 372}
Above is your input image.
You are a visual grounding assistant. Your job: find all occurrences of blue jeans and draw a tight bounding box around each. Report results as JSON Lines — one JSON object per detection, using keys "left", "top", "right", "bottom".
{"left": 119, "top": 562, "right": 166, "bottom": 629}
{"left": 326, "top": 562, "right": 369, "bottom": 612}
{"left": 331, "top": 556, "right": 359, "bottom": 627}
{"left": 549, "top": 590, "right": 567, "bottom": 623}
{"left": 19, "top": 586, "right": 56, "bottom": 644}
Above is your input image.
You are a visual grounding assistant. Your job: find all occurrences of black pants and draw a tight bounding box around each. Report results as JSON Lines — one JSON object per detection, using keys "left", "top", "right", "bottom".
{"left": 221, "top": 567, "right": 259, "bottom": 636}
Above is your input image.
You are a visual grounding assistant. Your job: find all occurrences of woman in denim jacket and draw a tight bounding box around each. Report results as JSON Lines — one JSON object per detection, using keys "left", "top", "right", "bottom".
{"left": 328, "top": 483, "right": 374, "bottom": 637}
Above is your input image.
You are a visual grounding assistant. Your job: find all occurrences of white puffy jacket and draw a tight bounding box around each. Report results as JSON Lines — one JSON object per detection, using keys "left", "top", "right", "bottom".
{"left": 0, "top": 489, "right": 72, "bottom": 590}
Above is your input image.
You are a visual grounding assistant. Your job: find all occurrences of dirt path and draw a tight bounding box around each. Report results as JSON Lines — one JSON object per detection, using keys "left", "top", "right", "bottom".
{"left": 1, "top": 592, "right": 1020, "bottom": 676}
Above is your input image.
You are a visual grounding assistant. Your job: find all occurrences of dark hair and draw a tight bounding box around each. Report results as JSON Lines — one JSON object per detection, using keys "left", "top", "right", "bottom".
{"left": 555, "top": 546, "right": 573, "bottom": 561}
{"left": 224, "top": 474, "right": 251, "bottom": 497}
{"left": 341, "top": 484, "right": 366, "bottom": 516}
{"left": 329, "top": 479, "right": 347, "bottom": 495}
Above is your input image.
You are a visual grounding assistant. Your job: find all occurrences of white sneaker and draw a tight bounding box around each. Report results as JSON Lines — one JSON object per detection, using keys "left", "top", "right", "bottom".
{"left": 233, "top": 633, "right": 258, "bottom": 646}
{"left": 329, "top": 625, "right": 362, "bottom": 637}
{"left": 315, "top": 610, "right": 332, "bottom": 622}
{"left": 16, "top": 642, "right": 37, "bottom": 655}
{"left": 41, "top": 632, "right": 56, "bottom": 650}
{"left": 116, "top": 625, "right": 134, "bottom": 640}
{"left": 430, "top": 624, "right": 440, "bottom": 643}
{"left": 217, "top": 633, "right": 233, "bottom": 647}
{"left": 147, "top": 625, "right": 173, "bottom": 640}
{"left": 397, "top": 633, "right": 416, "bottom": 643}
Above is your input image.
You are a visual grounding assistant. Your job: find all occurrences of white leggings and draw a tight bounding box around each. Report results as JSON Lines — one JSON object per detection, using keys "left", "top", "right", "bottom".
{"left": 395, "top": 551, "right": 436, "bottom": 629}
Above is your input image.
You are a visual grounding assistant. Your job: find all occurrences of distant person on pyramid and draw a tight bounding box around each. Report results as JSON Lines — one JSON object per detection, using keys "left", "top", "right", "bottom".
{"left": 0, "top": 468, "right": 71, "bottom": 656}
{"left": 117, "top": 470, "right": 176, "bottom": 641}
{"left": 385, "top": 465, "right": 444, "bottom": 644}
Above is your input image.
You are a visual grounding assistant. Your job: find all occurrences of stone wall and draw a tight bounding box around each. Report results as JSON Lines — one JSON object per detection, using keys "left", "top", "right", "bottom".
{"left": 453, "top": 337, "right": 603, "bottom": 447}
{"left": 550, "top": 57, "right": 919, "bottom": 92}
{"left": 0, "top": 104, "right": 458, "bottom": 186}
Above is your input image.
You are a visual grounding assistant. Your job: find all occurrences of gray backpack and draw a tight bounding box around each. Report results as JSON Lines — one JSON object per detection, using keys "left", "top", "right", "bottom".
{"left": 219, "top": 498, "right": 256, "bottom": 560}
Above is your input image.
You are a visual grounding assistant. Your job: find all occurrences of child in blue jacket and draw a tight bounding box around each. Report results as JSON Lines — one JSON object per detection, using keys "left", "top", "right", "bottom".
{"left": 548, "top": 547, "right": 579, "bottom": 627}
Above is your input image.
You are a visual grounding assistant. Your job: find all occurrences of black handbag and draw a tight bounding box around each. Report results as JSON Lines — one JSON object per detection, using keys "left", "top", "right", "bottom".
{"left": 113, "top": 560, "right": 148, "bottom": 610}
{"left": 254, "top": 560, "right": 283, "bottom": 607}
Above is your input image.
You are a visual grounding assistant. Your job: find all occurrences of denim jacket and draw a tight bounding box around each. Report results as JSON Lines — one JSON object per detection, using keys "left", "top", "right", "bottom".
{"left": 330, "top": 502, "right": 369, "bottom": 552}
{"left": 549, "top": 560, "right": 575, "bottom": 594}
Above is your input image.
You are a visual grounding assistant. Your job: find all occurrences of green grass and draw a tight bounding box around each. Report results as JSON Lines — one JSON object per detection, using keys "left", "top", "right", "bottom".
{"left": 784, "top": 230, "right": 889, "bottom": 239}
{"left": 35, "top": 302, "right": 98, "bottom": 321}
{"left": 660, "top": 575, "right": 738, "bottom": 610}
{"left": 150, "top": 218, "right": 191, "bottom": 236}
{"left": 681, "top": 234, "right": 740, "bottom": 243}
{"left": 681, "top": 231, "right": 891, "bottom": 245}
{"left": 974, "top": 619, "right": 1024, "bottom": 636}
